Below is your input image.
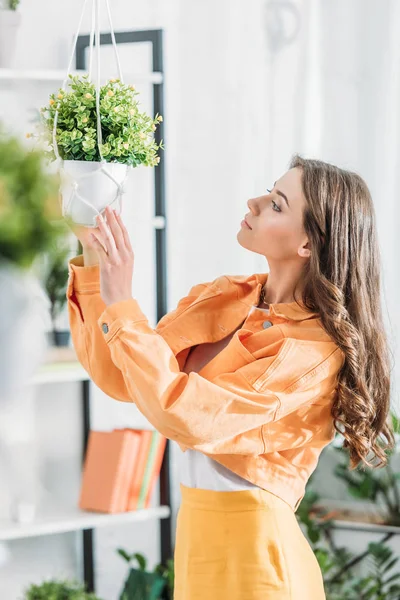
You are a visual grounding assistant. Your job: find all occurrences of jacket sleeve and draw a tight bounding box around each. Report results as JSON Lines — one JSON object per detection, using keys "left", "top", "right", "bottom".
{"left": 66, "top": 255, "right": 211, "bottom": 401}
{"left": 94, "top": 296, "right": 343, "bottom": 456}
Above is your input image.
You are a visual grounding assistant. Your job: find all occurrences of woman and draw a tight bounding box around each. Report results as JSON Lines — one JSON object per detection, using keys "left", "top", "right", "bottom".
{"left": 67, "top": 155, "right": 395, "bottom": 600}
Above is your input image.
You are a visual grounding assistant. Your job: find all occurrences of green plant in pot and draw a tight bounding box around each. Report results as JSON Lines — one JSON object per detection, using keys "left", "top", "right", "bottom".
{"left": 298, "top": 485, "right": 400, "bottom": 599}
{"left": 0, "top": 1, "right": 22, "bottom": 68}
{"left": 23, "top": 578, "right": 104, "bottom": 600}
{"left": 33, "top": 75, "right": 164, "bottom": 228}
{"left": 117, "top": 549, "right": 172, "bottom": 600}
{"left": 42, "top": 241, "right": 71, "bottom": 346}
{"left": 0, "top": 127, "right": 65, "bottom": 400}
{"left": 0, "top": 129, "right": 63, "bottom": 269}
{"left": 332, "top": 412, "right": 400, "bottom": 527}
{"left": 296, "top": 412, "right": 400, "bottom": 599}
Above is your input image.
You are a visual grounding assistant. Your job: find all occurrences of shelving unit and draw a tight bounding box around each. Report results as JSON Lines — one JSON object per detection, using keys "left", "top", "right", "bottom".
{"left": 0, "top": 506, "right": 171, "bottom": 542}
{"left": 325, "top": 519, "right": 400, "bottom": 536}
{"left": 1, "top": 29, "right": 170, "bottom": 596}
{"left": 21, "top": 343, "right": 171, "bottom": 591}
{"left": 0, "top": 68, "right": 163, "bottom": 84}
{"left": 74, "top": 30, "right": 170, "bottom": 593}
{"left": 31, "top": 360, "right": 88, "bottom": 385}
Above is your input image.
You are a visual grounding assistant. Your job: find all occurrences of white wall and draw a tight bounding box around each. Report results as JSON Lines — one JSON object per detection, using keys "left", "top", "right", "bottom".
{"left": 0, "top": 0, "right": 399, "bottom": 597}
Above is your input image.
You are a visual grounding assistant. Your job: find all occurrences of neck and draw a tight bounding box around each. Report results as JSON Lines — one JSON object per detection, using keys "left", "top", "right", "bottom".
{"left": 261, "top": 261, "right": 305, "bottom": 305}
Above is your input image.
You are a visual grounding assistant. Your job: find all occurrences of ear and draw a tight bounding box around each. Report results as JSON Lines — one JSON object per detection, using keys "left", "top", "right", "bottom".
{"left": 298, "top": 239, "right": 311, "bottom": 259}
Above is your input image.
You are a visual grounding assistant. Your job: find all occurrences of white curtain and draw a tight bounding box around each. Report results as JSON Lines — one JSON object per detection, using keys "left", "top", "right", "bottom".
{"left": 168, "top": 0, "right": 400, "bottom": 520}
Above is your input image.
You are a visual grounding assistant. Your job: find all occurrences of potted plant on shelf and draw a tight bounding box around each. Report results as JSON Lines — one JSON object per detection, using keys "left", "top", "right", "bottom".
{"left": 42, "top": 241, "right": 71, "bottom": 346}
{"left": 0, "top": 0, "right": 21, "bottom": 68}
{"left": 311, "top": 412, "right": 400, "bottom": 528}
{"left": 0, "top": 126, "right": 65, "bottom": 401}
{"left": 23, "top": 578, "right": 104, "bottom": 600}
{"left": 296, "top": 411, "right": 400, "bottom": 599}
{"left": 117, "top": 549, "right": 173, "bottom": 600}
{"left": 33, "top": 75, "right": 164, "bottom": 228}
{"left": 297, "top": 486, "right": 400, "bottom": 600}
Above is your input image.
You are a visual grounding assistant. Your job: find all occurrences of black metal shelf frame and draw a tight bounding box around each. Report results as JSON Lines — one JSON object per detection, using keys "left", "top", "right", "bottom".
{"left": 75, "top": 29, "right": 170, "bottom": 593}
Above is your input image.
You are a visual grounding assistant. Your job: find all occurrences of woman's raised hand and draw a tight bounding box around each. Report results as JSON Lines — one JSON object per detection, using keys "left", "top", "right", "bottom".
{"left": 88, "top": 205, "right": 135, "bottom": 306}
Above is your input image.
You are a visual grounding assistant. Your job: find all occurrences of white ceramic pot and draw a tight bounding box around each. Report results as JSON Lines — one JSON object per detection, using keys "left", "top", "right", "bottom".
{"left": 0, "top": 9, "right": 21, "bottom": 68}
{"left": 0, "top": 261, "right": 49, "bottom": 403}
{"left": 60, "top": 159, "right": 128, "bottom": 228}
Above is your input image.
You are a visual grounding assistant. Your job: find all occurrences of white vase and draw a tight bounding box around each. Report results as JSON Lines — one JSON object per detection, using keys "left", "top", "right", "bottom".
{"left": 60, "top": 159, "right": 129, "bottom": 228}
{"left": 0, "top": 9, "right": 21, "bottom": 68}
{"left": 0, "top": 261, "right": 49, "bottom": 403}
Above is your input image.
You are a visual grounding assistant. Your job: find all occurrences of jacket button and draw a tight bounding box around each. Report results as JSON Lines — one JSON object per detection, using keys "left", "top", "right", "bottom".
{"left": 262, "top": 320, "right": 272, "bottom": 329}
{"left": 102, "top": 323, "right": 109, "bottom": 334}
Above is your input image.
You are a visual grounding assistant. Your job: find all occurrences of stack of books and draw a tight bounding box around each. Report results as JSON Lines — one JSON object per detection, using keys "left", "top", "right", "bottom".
{"left": 79, "top": 429, "right": 167, "bottom": 513}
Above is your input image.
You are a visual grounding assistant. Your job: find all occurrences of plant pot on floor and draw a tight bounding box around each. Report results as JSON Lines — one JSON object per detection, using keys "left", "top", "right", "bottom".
{"left": 0, "top": 9, "right": 21, "bottom": 68}
{"left": 60, "top": 160, "right": 128, "bottom": 228}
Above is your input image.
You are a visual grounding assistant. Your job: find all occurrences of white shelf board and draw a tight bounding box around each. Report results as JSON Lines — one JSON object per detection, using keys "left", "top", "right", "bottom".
{"left": 31, "top": 362, "right": 89, "bottom": 385}
{"left": 0, "top": 505, "right": 170, "bottom": 541}
{"left": 329, "top": 519, "right": 400, "bottom": 535}
{"left": 0, "top": 68, "right": 163, "bottom": 84}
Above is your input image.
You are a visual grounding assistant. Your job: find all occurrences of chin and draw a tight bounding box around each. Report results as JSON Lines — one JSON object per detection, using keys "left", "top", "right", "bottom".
{"left": 236, "top": 229, "right": 245, "bottom": 247}
{"left": 236, "top": 229, "right": 253, "bottom": 251}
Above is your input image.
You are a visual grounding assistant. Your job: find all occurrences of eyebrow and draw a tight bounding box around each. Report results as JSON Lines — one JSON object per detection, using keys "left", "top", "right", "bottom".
{"left": 273, "top": 181, "right": 290, "bottom": 208}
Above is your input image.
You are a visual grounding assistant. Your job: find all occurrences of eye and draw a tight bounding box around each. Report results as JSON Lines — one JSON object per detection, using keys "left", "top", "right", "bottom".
{"left": 272, "top": 200, "right": 281, "bottom": 212}
{"left": 266, "top": 188, "right": 281, "bottom": 211}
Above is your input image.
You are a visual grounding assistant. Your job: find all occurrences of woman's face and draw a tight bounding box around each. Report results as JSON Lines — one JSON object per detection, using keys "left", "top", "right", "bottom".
{"left": 237, "top": 167, "right": 311, "bottom": 262}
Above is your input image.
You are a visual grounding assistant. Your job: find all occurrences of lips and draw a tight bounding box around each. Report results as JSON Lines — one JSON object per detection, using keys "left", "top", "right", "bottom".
{"left": 244, "top": 218, "right": 252, "bottom": 230}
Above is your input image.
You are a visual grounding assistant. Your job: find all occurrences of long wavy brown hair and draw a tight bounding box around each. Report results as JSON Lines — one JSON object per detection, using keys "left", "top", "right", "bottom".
{"left": 290, "top": 155, "right": 395, "bottom": 469}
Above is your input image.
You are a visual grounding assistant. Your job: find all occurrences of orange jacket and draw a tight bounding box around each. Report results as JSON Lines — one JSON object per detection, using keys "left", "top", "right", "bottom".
{"left": 67, "top": 255, "right": 344, "bottom": 511}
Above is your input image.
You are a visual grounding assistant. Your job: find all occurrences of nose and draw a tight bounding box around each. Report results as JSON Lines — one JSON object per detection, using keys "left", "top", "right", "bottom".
{"left": 247, "top": 197, "right": 258, "bottom": 214}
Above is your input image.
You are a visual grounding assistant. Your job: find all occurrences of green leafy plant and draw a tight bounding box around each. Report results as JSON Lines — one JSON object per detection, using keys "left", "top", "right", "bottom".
{"left": 3, "top": 0, "right": 20, "bottom": 9}
{"left": 333, "top": 413, "right": 400, "bottom": 526}
{"left": 42, "top": 241, "right": 70, "bottom": 333}
{"left": 154, "top": 559, "right": 174, "bottom": 599}
{"left": 117, "top": 549, "right": 172, "bottom": 600}
{"left": 33, "top": 75, "right": 163, "bottom": 167}
{"left": 297, "top": 412, "right": 400, "bottom": 599}
{"left": 23, "top": 578, "right": 104, "bottom": 600}
{"left": 0, "top": 127, "right": 66, "bottom": 269}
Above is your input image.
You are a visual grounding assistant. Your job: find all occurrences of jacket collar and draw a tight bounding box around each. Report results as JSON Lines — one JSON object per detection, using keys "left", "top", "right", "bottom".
{"left": 158, "top": 271, "right": 319, "bottom": 361}
{"left": 232, "top": 272, "right": 319, "bottom": 322}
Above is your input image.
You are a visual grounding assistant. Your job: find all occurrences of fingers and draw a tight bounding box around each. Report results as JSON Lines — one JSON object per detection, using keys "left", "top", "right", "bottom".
{"left": 96, "top": 211, "right": 118, "bottom": 257}
{"left": 90, "top": 229, "right": 108, "bottom": 253}
{"left": 104, "top": 206, "right": 124, "bottom": 249}
{"left": 90, "top": 233, "right": 108, "bottom": 260}
{"left": 93, "top": 206, "right": 133, "bottom": 263}
{"left": 114, "top": 211, "right": 133, "bottom": 253}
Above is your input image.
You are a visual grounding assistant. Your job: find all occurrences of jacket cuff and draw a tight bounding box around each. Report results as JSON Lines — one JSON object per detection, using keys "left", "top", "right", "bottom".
{"left": 68, "top": 255, "right": 100, "bottom": 293}
{"left": 98, "top": 298, "right": 148, "bottom": 343}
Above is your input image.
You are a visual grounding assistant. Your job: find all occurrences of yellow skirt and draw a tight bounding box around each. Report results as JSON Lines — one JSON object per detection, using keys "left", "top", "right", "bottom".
{"left": 173, "top": 484, "right": 326, "bottom": 600}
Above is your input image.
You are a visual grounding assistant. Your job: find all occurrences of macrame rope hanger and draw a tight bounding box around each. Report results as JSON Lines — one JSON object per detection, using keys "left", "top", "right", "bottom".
{"left": 53, "top": 0, "right": 128, "bottom": 225}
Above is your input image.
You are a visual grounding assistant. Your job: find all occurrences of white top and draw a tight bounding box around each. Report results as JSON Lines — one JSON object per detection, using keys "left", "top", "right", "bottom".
{"left": 180, "top": 304, "right": 271, "bottom": 491}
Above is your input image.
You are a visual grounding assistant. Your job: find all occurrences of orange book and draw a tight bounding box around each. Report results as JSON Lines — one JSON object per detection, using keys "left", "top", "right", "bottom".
{"left": 79, "top": 429, "right": 141, "bottom": 513}
{"left": 144, "top": 434, "right": 167, "bottom": 509}
{"left": 126, "top": 429, "right": 154, "bottom": 512}
{"left": 137, "top": 432, "right": 167, "bottom": 510}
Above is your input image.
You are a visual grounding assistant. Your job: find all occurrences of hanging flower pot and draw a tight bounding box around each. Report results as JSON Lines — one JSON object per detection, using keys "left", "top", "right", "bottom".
{"left": 31, "top": 0, "right": 164, "bottom": 228}
{"left": 0, "top": 4, "right": 21, "bottom": 69}
{"left": 60, "top": 159, "right": 128, "bottom": 227}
